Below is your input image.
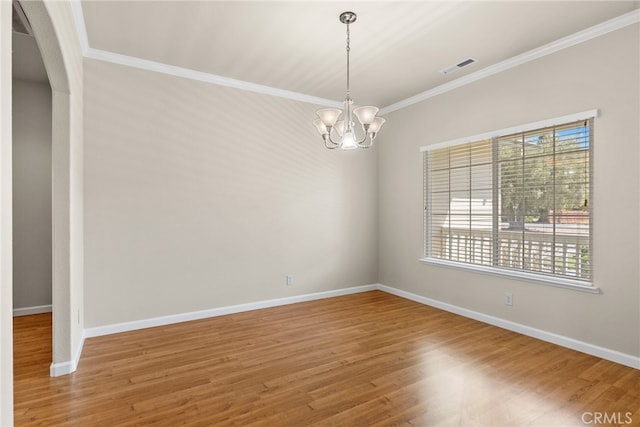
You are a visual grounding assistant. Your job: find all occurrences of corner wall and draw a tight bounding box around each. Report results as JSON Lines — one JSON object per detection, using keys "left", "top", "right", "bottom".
{"left": 377, "top": 24, "right": 640, "bottom": 358}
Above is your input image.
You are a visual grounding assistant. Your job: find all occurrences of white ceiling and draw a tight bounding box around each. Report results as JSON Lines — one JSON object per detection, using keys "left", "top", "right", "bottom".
{"left": 80, "top": 1, "right": 639, "bottom": 108}
{"left": 13, "top": 1, "right": 640, "bottom": 109}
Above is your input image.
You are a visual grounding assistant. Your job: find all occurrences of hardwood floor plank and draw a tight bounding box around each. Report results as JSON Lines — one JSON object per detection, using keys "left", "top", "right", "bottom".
{"left": 13, "top": 291, "right": 640, "bottom": 426}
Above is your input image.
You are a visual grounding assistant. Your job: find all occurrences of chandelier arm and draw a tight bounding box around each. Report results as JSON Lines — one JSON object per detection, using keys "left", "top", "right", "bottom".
{"left": 355, "top": 132, "right": 369, "bottom": 145}
{"left": 324, "top": 133, "right": 341, "bottom": 149}
{"left": 325, "top": 140, "right": 340, "bottom": 149}
{"left": 357, "top": 134, "right": 374, "bottom": 148}
{"left": 352, "top": 123, "right": 372, "bottom": 145}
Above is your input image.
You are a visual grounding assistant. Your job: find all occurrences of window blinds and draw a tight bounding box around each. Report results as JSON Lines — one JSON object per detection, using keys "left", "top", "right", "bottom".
{"left": 424, "top": 117, "right": 593, "bottom": 282}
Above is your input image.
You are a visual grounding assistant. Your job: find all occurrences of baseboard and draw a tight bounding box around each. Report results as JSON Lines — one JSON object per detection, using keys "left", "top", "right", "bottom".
{"left": 84, "top": 284, "right": 378, "bottom": 339}
{"left": 56, "top": 282, "right": 638, "bottom": 377}
{"left": 377, "top": 284, "right": 640, "bottom": 370}
{"left": 13, "top": 304, "right": 52, "bottom": 316}
{"left": 50, "top": 331, "right": 85, "bottom": 377}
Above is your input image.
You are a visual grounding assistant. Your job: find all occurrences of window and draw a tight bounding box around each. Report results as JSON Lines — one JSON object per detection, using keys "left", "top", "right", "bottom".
{"left": 423, "top": 112, "right": 594, "bottom": 289}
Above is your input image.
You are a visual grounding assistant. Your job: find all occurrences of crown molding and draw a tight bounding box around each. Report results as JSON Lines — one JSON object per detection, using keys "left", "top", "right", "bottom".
{"left": 70, "top": 2, "right": 638, "bottom": 112}
{"left": 379, "top": 8, "right": 640, "bottom": 115}
{"left": 70, "top": 0, "right": 88, "bottom": 55}
{"left": 84, "top": 47, "right": 343, "bottom": 108}
{"left": 71, "top": 1, "right": 341, "bottom": 108}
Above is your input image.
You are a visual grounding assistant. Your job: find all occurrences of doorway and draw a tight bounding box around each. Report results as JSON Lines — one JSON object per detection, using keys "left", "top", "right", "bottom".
{"left": 11, "top": 1, "right": 53, "bottom": 320}
{"left": 2, "top": 0, "right": 79, "bottom": 422}
{"left": 11, "top": 0, "right": 54, "bottom": 386}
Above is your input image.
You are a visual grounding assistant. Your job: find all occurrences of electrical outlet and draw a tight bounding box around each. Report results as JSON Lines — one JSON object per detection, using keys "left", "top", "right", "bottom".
{"left": 504, "top": 292, "right": 513, "bottom": 306}
{"left": 286, "top": 275, "right": 293, "bottom": 286}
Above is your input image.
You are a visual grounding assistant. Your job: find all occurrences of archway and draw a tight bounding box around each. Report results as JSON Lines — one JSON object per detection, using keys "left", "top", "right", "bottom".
{"left": 17, "top": 0, "right": 79, "bottom": 377}
{"left": 0, "top": 0, "right": 79, "bottom": 416}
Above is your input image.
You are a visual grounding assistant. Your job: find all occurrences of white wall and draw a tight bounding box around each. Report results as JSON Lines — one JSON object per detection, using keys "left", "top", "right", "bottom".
{"left": 377, "top": 24, "right": 640, "bottom": 358}
{"left": 83, "top": 59, "right": 378, "bottom": 328}
{"left": 12, "top": 79, "right": 52, "bottom": 312}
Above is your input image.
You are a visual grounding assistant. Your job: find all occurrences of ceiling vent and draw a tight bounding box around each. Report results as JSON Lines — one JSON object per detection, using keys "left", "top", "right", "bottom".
{"left": 12, "top": 0, "right": 33, "bottom": 36}
{"left": 440, "top": 58, "right": 477, "bottom": 75}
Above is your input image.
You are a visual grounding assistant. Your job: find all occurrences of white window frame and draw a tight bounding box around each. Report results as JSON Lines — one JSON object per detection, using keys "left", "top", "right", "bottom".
{"left": 420, "top": 110, "right": 599, "bottom": 293}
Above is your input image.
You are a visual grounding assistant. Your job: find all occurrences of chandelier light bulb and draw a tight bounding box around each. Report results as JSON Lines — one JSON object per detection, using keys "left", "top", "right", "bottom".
{"left": 341, "top": 129, "right": 357, "bottom": 150}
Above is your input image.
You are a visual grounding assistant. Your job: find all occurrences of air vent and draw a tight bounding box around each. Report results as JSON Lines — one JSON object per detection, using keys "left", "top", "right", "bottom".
{"left": 440, "top": 58, "right": 477, "bottom": 75}
{"left": 12, "top": 0, "right": 32, "bottom": 36}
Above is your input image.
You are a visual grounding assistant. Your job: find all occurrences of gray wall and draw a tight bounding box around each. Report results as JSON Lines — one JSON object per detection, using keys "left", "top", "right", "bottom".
{"left": 377, "top": 24, "right": 640, "bottom": 357}
{"left": 12, "top": 79, "right": 52, "bottom": 311}
{"left": 83, "top": 59, "right": 378, "bottom": 328}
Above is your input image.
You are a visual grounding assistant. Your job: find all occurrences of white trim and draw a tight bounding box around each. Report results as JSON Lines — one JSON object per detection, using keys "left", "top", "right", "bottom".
{"left": 420, "top": 109, "right": 598, "bottom": 152}
{"left": 69, "top": 0, "right": 89, "bottom": 55}
{"left": 377, "top": 284, "right": 639, "bottom": 370}
{"left": 419, "top": 258, "right": 599, "bottom": 294}
{"left": 84, "top": 285, "right": 377, "bottom": 339}
{"left": 70, "top": 0, "right": 341, "bottom": 107}
{"left": 84, "top": 48, "right": 343, "bottom": 109}
{"left": 380, "top": 9, "right": 640, "bottom": 115}
{"left": 53, "top": 283, "right": 638, "bottom": 376}
{"left": 13, "top": 304, "right": 52, "bottom": 316}
{"left": 54, "top": 285, "right": 376, "bottom": 376}
{"left": 70, "top": 2, "right": 639, "bottom": 115}
{"left": 50, "top": 331, "right": 85, "bottom": 377}
{"left": 69, "top": 0, "right": 340, "bottom": 108}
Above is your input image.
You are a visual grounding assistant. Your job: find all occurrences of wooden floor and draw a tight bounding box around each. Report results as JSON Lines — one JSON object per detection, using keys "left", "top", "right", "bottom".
{"left": 13, "top": 291, "right": 640, "bottom": 426}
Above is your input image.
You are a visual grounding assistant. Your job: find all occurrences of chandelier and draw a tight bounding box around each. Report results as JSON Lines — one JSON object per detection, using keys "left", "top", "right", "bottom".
{"left": 313, "top": 11, "right": 386, "bottom": 150}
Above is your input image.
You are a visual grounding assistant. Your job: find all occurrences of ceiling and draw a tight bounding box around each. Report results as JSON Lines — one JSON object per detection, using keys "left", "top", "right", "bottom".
{"left": 12, "top": 32, "right": 48, "bottom": 84}
{"left": 12, "top": 1, "right": 48, "bottom": 84}
{"left": 14, "top": 1, "right": 640, "bottom": 109}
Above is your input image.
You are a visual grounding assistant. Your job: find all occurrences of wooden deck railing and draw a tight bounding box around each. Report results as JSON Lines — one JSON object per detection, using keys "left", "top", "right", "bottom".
{"left": 433, "top": 226, "right": 590, "bottom": 280}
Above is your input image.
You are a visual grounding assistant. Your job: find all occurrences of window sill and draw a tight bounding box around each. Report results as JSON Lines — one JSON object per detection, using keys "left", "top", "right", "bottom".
{"left": 419, "top": 257, "right": 600, "bottom": 294}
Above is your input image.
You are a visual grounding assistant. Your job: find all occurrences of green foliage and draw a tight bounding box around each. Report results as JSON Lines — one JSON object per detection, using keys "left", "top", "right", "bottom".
{"left": 498, "top": 131, "right": 589, "bottom": 223}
